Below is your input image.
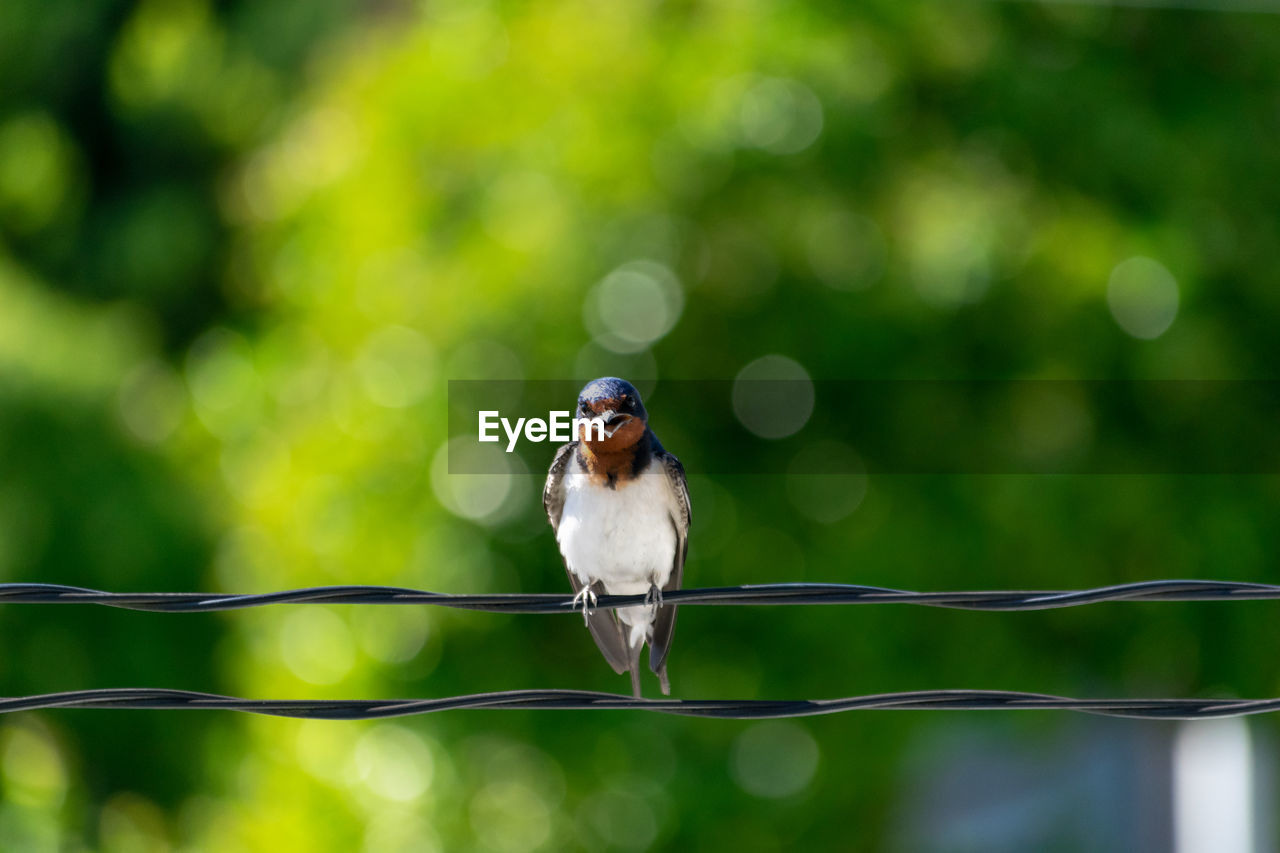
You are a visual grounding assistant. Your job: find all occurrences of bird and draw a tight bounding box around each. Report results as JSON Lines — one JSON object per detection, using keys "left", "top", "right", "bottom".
{"left": 543, "top": 377, "right": 691, "bottom": 697}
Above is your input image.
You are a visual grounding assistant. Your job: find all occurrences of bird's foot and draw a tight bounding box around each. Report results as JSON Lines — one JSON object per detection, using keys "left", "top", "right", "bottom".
{"left": 645, "top": 583, "right": 663, "bottom": 614}
{"left": 571, "top": 586, "right": 598, "bottom": 625}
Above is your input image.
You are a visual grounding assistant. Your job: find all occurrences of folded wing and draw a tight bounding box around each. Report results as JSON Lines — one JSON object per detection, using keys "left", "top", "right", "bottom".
{"left": 648, "top": 450, "right": 690, "bottom": 684}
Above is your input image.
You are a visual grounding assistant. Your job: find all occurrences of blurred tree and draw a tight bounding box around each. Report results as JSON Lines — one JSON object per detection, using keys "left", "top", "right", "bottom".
{"left": 2, "top": 0, "right": 1280, "bottom": 850}
{"left": 0, "top": 0, "right": 361, "bottom": 348}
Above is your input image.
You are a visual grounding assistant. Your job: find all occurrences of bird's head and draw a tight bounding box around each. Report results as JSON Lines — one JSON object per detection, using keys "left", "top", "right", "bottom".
{"left": 575, "top": 377, "right": 647, "bottom": 449}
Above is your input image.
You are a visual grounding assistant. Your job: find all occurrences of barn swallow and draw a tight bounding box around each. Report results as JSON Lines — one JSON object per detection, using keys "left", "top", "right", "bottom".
{"left": 543, "top": 377, "right": 691, "bottom": 697}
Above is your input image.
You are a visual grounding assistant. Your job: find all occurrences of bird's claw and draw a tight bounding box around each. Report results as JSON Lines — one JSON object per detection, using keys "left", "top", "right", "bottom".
{"left": 571, "top": 586, "right": 598, "bottom": 625}
{"left": 645, "top": 584, "right": 663, "bottom": 613}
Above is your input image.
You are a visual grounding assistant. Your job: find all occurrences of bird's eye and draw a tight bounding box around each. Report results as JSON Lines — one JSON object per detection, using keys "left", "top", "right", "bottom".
{"left": 578, "top": 401, "right": 590, "bottom": 414}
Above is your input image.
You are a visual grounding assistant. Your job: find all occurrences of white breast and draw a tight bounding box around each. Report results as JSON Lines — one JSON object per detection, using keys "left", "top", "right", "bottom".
{"left": 556, "top": 467, "right": 678, "bottom": 645}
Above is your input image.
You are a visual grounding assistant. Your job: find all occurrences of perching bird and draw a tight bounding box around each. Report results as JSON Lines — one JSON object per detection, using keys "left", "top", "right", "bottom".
{"left": 543, "top": 377, "right": 691, "bottom": 697}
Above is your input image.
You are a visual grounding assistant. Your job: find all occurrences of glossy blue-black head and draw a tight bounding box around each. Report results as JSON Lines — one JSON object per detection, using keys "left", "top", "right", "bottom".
{"left": 576, "top": 377, "right": 647, "bottom": 438}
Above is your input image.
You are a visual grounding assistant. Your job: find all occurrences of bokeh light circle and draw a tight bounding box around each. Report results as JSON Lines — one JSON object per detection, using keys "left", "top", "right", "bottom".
{"left": 354, "top": 725, "right": 434, "bottom": 802}
{"left": 739, "top": 76, "right": 824, "bottom": 155}
{"left": 1107, "top": 256, "right": 1179, "bottom": 340}
{"left": 731, "top": 722, "right": 820, "bottom": 798}
{"left": 429, "top": 439, "right": 529, "bottom": 527}
{"left": 584, "top": 260, "right": 684, "bottom": 354}
{"left": 732, "top": 355, "right": 815, "bottom": 439}
{"left": 469, "top": 780, "right": 552, "bottom": 853}
{"left": 279, "top": 608, "right": 355, "bottom": 685}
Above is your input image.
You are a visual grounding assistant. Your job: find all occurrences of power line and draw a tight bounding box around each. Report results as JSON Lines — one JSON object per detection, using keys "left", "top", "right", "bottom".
{"left": 5, "top": 581, "right": 1274, "bottom": 722}
{"left": 1, "top": 579, "right": 1278, "bottom": 614}
{"left": 1, "top": 687, "right": 1275, "bottom": 721}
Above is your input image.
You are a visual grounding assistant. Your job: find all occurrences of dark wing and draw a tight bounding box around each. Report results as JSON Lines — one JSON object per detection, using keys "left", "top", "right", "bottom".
{"left": 571, "top": 578, "right": 636, "bottom": 678}
{"left": 648, "top": 449, "right": 690, "bottom": 678}
{"left": 544, "top": 441, "right": 634, "bottom": 678}
{"left": 542, "top": 441, "right": 576, "bottom": 534}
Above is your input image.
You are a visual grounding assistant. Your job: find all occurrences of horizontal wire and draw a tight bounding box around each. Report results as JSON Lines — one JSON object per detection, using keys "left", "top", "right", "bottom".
{"left": 1, "top": 579, "right": 1279, "bottom": 614}
{"left": 4, "top": 583, "right": 1274, "bottom": 721}
{"left": 0, "top": 687, "right": 1276, "bottom": 721}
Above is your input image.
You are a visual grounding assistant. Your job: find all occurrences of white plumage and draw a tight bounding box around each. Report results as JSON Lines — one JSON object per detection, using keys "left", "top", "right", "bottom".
{"left": 555, "top": 466, "right": 679, "bottom": 649}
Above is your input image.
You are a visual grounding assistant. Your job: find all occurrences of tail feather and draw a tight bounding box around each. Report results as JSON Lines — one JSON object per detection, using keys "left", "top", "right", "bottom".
{"left": 626, "top": 639, "right": 643, "bottom": 697}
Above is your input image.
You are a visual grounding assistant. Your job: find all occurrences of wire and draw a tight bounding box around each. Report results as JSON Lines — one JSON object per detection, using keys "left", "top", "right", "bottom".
{"left": 5, "top": 582, "right": 1273, "bottom": 721}
{"left": 1, "top": 579, "right": 1279, "bottom": 614}
{"left": 1, "top": 687, "right": 1276, "bottom": 721}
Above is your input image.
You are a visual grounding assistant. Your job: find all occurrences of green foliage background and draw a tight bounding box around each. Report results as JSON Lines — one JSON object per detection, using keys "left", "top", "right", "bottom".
{"left": 2, "top": 0, "right": 1279, "bottom": 849}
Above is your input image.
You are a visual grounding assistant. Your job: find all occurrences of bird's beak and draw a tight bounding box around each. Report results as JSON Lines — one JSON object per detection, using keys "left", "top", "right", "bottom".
{"left": 596, "top": 409, "right": 633, "bottom": 437}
